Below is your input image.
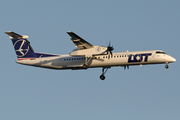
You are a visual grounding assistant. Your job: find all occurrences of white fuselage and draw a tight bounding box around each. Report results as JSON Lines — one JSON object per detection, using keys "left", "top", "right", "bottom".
{"left": 16, "top": 50, "right": 176, "bottom": 70}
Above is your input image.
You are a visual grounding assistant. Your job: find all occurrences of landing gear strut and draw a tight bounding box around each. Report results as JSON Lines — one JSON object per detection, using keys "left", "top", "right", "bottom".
{"left": 83, "top": 57, "right": 92, "bottom": 69}
{"left": 124, "top": 66, "right": 129, "bottom": 69}
{"left": 100, "top": 67, "right": 109, "bottom": 80}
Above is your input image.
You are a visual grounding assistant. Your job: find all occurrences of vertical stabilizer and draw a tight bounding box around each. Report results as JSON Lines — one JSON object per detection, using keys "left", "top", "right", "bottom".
{"left": 5, "top": 31, "right": 37, "bottom": 60}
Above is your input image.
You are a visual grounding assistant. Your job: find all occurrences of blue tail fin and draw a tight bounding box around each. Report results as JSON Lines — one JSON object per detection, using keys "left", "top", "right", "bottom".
{"left": 5, "top": 31, "right": 37, "bottom": 60}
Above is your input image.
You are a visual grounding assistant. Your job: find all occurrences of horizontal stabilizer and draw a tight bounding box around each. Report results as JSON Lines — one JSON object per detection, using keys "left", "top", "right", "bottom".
{"left": 5, "top": 31, "right": 29, "bottom": 39}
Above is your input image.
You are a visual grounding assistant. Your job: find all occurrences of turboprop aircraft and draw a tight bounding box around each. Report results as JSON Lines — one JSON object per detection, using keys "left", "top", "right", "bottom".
{"left": 5, "top": 31, "right": 176, "bottom": 80}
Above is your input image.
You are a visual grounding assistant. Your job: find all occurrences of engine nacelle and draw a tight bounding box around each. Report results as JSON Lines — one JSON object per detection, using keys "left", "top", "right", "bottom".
{"left": 69, "top": 46, "right": 107, "bottom": 57}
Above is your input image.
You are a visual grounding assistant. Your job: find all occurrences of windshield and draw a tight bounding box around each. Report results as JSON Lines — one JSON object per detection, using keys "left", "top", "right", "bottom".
{"left": 156, "top": 51, "right": 166, "bottom": 54}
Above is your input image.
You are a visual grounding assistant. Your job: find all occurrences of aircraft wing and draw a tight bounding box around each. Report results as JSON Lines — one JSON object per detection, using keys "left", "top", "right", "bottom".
{"left": 67, "top": 31, "right": 93, "bottom": 49}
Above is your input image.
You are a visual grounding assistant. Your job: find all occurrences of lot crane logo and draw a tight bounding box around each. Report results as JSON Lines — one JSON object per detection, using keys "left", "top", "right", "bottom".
{"left": 95, "top": 47, "right": 101, "bottom": 52}
{"left": 13, "top": 39, "right": 29, "bottom": 57}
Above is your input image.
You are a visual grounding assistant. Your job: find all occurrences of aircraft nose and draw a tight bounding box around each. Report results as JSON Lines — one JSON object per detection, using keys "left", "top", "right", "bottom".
{"left": 166, "top": 56, "right": 176, "bottom": 63}
{"left": 172, "top": 57, "right": 176, "bottom": 62}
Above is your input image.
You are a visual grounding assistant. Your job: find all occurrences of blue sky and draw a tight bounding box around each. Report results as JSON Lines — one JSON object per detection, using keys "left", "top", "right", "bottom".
{"left": 0, "top": 0, "right": 179, "bottom": 120}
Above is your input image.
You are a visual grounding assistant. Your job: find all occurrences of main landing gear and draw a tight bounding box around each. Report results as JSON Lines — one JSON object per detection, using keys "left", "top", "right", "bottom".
{"left": 124, "top": 65, "right": 129, "bottom": 69}
{"left": 100, "top": 67, "right": 110, "bottom": 80}
{"left": 82, "top": 57, "right": 92, "bottom": 69}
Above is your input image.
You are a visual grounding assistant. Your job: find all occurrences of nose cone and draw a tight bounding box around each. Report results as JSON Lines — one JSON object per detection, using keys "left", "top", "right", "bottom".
{"left": 171, "top": 57, "right": 176, "bottom": 62}
{"left": 165, "top": 55, "right": 176, "bottom": 63}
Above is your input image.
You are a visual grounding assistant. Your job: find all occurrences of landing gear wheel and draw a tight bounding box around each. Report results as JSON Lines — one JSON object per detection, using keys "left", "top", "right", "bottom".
{"left": 165, "top": 65, "right": 169, "bottom": 69}
{"left": 99, "top": 67, "right": 110, "bottom": 80}
{"left": 100, "top": 75, "right": 105, "bottom": 80}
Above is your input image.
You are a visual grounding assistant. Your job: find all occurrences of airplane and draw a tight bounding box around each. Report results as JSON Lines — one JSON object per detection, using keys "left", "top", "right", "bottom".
{"left": 5, "top": 31, "right": 176, "bottom": 80}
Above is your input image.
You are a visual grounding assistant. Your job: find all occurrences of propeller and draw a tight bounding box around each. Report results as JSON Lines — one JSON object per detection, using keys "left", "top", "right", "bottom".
{"left": 106, "top": 41, "right": 114, "bottom": 59}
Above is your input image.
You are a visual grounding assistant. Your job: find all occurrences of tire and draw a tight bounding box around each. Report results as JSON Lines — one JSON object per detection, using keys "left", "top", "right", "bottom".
{"left": 100, "top": 75, "right": 105, "bottom": 80}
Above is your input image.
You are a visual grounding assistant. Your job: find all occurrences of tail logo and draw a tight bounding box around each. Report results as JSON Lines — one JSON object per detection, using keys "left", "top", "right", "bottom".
{"left": 13, "top": 39, "right": 29, "bottom": 57}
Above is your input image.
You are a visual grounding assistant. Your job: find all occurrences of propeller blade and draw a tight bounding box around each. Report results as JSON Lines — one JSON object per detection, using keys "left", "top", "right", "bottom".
{"left": 110, "top": 51, "right": 113, "bottom": 56}
{"left": 106, "top": 41, "right": 114, "bottom": 59}
{"left": 108, "top": 51, "right": 110, "bottom": 59}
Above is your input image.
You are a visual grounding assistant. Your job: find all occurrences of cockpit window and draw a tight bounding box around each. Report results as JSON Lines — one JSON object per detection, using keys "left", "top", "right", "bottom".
{"left": 156, "top": 51, "right": 166, "bottom": 54}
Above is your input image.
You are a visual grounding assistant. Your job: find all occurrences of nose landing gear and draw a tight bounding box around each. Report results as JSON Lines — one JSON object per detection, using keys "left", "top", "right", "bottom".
{"left": 100, "top": 67, "right": 110, "bottom": 80}
{"left": 165, "top": 62, "right": 169, "bottom": 69}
